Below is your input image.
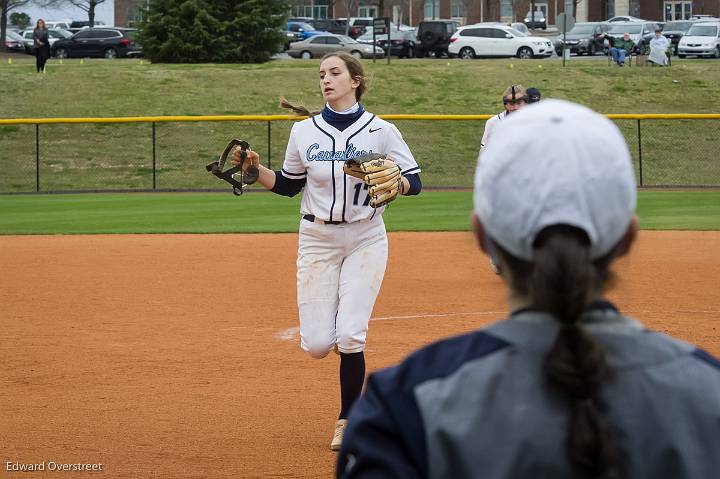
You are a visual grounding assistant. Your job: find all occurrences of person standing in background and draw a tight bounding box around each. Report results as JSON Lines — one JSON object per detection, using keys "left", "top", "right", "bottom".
{"left": 33, "top": 19, "right": 51, "bottom": 73}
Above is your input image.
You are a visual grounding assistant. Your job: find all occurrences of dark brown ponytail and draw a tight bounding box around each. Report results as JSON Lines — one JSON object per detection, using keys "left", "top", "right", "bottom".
{"left": 279, "top": 98, "right": 320, "bottom": 117}
{"left": 498, "top": 225, "right": 617, "bottom": 478}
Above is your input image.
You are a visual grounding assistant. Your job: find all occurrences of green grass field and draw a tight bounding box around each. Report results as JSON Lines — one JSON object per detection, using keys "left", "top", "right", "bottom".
{"left": 1, "top": 57, "right": 720, "bottom": 192}
{"left": 1, "top": 57, "right": 718, "bottom": 231}
{"left": 1, "top": 190, "right": 718, "bottom": 234}
{"left": 2, "top": 56, "right": 720, "bottom": 117}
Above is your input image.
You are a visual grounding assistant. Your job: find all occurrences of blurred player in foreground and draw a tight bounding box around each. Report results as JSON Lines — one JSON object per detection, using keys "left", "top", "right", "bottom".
{"left": 337, "top": 99, "right": 720, "bottom": 478}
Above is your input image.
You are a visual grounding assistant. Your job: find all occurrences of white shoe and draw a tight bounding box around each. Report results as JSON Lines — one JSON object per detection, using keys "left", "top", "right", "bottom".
{"left": 490, "top": 260, "right": 501, "bottom": 275}
{"left": 330, "top": 419, "right": 348, "bottom": 451}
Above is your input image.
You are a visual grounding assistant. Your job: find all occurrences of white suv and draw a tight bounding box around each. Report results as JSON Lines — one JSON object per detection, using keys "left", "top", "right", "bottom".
{"left": 678, "top": 21, "right": 720, "bottom": 58}
{"left": 448, "top": 24, "right": 553, "bottom": 59}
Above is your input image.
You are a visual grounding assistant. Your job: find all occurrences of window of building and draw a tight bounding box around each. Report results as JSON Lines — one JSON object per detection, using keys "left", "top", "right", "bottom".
{"left": 664, "top": 1, "right": 692, "bottom": 21}
{"left": 451, "top": 0, "right": 467, "bottom": 18}
{"left": 358, "top": 5, "right": 378, "bottom": 17}
{"left": 500, "top": 0, "right": 513, "bottom": 18}
{"left": 424, "top": 0, "right": 440, "bottom": 20}
{"left": 291, "top": 1, "right": 329, "bottom": 19}
{"left": 606, "top": 0, "right": 615, "bottom": 19}
{"left": 530, "top": 1, "right": 548, "bottom": 17}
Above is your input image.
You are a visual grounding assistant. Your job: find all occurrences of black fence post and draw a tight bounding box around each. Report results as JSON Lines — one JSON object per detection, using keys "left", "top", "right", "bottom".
{"left": 267, "top": 121, "right": 272, "bottom": 170}
{"left": 637, "top": 119, "right": 643, "bottom": 186}
{"left": 152, "top": 122, "right": 157, "bottom": 190}
{"left": 35, "top": 124, "right": 40, "bottom": 192}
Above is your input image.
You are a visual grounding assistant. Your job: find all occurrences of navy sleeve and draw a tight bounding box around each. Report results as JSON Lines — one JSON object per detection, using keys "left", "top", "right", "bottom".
{"left": 337, "top": 330, "right": 510, "bottom": 478}
{"left": 336, "top": 371, "right": 425, "bottom": 479}
{"left": 403, "top": 173, "right": 422, "bottom": 196}
{"left": 270, "top": 171, "right": 306, "bottom": 197}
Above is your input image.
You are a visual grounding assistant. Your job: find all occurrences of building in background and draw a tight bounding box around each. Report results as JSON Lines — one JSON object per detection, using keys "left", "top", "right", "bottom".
{"left": 583, "top": 0, "right": 718, "bottom": 22}
{"left": 288, "top": 1, "right": 581, "bottom": 26}
{"left": 115, "top": 0, "right": 146, "bottom": 27}
{"left": 108, "top": 1, "right": 718, "bottom": 29}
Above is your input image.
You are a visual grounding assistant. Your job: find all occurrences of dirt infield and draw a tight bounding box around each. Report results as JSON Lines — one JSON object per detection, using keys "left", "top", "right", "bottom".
{"left": 2, "top": 231, "right": 719, "bottom": 478}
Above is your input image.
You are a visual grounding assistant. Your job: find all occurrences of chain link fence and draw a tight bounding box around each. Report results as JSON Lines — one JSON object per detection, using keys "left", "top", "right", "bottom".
{"left": 1, "top": 115, "right": 719, "bottom": 193}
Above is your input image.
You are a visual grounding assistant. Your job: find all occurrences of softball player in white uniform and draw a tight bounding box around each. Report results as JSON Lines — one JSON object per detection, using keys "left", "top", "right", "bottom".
{"left": 479, "top": 84, "right": 529, "bottom": 150}
{"left": 233, "top": 52, "right": 421, "bottom": 451}
{"left": 479, "top": 85, "right": 529, "bottom": 275}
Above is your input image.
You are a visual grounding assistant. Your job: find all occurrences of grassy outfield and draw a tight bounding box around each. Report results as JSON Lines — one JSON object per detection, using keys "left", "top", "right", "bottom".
{"left": 2, "top": 57, "right": 720, "bottom": 117}
{"left": 0, "top": 190, "right": 718, "bottom": 235}
{"left": 1, "top": 57, "right": 720, "bottom": 192}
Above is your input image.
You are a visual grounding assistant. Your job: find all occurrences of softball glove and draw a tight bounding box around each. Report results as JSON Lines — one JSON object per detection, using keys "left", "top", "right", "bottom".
{"left": 343, "top": 153, "right": 402, "bottom": 208}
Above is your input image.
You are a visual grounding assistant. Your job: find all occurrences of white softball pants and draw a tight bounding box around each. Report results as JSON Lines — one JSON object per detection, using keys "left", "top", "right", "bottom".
{"left": 296, "top": 215, "right": 388, "bottom": 358}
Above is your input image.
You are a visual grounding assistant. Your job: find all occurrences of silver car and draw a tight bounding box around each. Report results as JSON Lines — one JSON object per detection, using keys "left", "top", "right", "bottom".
{"left": 287, "top": 34, "right": 385, "bottom": 59}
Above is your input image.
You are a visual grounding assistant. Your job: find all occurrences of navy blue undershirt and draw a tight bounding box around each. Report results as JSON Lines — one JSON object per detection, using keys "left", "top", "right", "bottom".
{"left": 321, "top": 103, "right": 366, "bottom": 132}
{"left": 271, "top": 105, "right": 421, "bottom": 197}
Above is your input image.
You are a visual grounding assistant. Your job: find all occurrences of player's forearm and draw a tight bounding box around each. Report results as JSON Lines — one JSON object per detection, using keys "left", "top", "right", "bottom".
{"left": 255, "top": 165, "right": 276, "bottom": 190}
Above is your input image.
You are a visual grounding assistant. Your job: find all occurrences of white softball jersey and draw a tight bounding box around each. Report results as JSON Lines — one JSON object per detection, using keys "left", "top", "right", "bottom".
{"left": 480, "top": 110, "right": 508, "bottom": 150}
{"left": 282, "top": 112, "right": 420, "bottom": 223}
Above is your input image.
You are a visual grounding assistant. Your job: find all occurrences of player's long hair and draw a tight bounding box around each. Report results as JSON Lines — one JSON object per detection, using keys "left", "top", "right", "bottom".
{"left": 495, "top": 225, "right": 619, "bottom": 478}
{"left": 280, "top": 52, "right": 369, "bottom": 117}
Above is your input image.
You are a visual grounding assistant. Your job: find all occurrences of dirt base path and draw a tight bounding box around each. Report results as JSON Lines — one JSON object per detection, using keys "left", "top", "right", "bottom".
{"left": 2, "top": 231, "right": 719, "bottom": 478}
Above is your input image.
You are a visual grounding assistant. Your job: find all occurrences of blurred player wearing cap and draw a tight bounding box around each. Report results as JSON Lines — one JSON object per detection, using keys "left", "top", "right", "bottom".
{"left": 337, "top": 100, "right": 720, "bottom": 478}
{"left": 479, "top": 84, "right": 530, "bottom": 274}
{"left": 527, "top": 87, "right": 541, "bottom": 103}
{"left": 479, "top": 84, "right": 528, "bottom": 151}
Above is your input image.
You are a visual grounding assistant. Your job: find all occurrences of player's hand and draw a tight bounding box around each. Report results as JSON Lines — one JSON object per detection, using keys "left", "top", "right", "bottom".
{"left": 231, "top": 147, "right": 260, "bottom": 172}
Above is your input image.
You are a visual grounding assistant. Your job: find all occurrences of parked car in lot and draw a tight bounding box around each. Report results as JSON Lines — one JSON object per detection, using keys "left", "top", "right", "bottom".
{"left": 342, "top": 17, "right": 375, "bottom": 37}
{"left": 4, "top": 30, "right": 26, "bottom": 53}
{"left": 67, "top": 20, "right": 107, "bottom": 34}
{"left": 524, "top": 10, "right": 546, "bottom": 29}
{"left": 284, "top": 29, "right": 303, "bottom": 50}
{"left": 20, "top": 28, "right": 72, "bottom": 53}
{"left": 662, "top": 20, "right": 697, "bottom": 55}
{"left": 287, "top": 21, "right": 330, "bottom": 40}
{"left": 287, "top": 34, "right": 384, "bottom": 59}
{"left": 510, "top": 22, "right": 530, "bottom": 35}
{"left": 678, "top": 21, "right": 720, "bottom": 58}
{"left": 415, "top": 20, "right": 459, "bottom": 57}
{"left": 608, "top": 16, "right": 645, "bottom": 23}
{"left": 554, "top": 22, "right": 609, "bottom": 56}
{"left": 357, "top": 28, "right": 417, "bottom": 58}
{"left": 309, "top": 18, "right": 364, "bottom": 38}
{"left": 51, "top": 28, "right": 141, "bottom": 59}
{"left": 449, "top": 23, "right": 553, "bottom": 59}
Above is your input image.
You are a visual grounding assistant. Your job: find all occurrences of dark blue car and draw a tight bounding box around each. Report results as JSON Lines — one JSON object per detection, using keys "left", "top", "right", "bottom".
{"left": 287, "top": 22, "right": 330, "bottom": 40}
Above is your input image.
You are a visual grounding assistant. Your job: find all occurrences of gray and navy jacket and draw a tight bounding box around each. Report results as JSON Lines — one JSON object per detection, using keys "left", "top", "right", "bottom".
{"left": 337, "top": 302, "right": 720, "bottom": 478}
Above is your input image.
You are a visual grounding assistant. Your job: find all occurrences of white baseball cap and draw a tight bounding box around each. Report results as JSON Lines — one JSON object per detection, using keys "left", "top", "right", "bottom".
{"left": 474, "top": 99, "right": 637, "bottom": 261}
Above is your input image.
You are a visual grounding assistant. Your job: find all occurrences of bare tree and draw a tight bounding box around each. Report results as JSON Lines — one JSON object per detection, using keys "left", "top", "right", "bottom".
{"left": 1, "top": 0, "right": 30, "bottom": 52}
{"left": 42, "top": 0, "right": 108, "bottom": 28}
{"left": 334, "top": 0, "right": 361, "bottom": 35}
{"left": 338, "top": 0, "right": 361, "bottom": 17}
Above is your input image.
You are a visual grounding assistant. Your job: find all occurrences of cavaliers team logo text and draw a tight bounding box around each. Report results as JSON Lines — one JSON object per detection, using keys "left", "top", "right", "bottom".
{"left": 306, "top": 143, "right": 372, "bottom": 161}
